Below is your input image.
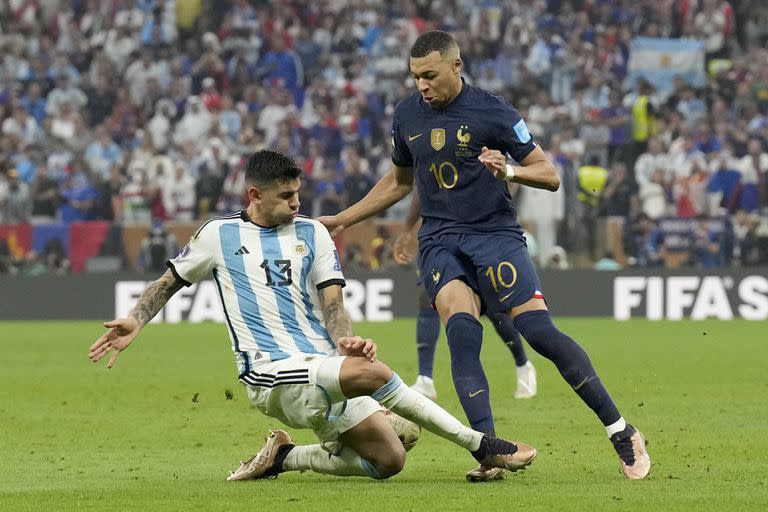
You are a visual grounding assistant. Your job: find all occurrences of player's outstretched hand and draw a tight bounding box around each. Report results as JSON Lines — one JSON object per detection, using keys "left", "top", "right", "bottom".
{"left": 478, "top": 146, "right": 507, "bottom": 180}
{"left": 316, "top": 215, "right": 345, "bottom": 237}
{"left": 393, "top": 231, "right": 416, "bottom": 265}
{"left": 89, "top": 317, "right": 141, "bottom": 369}
{"left": 338, "top": 336, "right": 377, "bottom": 362}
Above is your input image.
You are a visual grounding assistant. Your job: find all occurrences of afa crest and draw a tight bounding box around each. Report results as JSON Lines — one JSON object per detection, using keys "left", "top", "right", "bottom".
{"left": 294, "top": 242, "right": 308, "bottom": 256}
{"left": 431, "top": 128, "right": 446, "bottom": 151}
{"left": 457, "top": 125, "right": 471, "bottom": 148}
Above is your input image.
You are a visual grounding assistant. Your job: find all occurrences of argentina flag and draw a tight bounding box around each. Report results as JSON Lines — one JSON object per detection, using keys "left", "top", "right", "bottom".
{"left": 626, "top": 37, "right": 706, "bottom": 94}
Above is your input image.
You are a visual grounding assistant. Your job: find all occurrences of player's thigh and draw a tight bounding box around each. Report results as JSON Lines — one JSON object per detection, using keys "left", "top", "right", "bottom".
{"left": 243, "top": 355, "right": 348, "bottom": 430}
{"left": 340, "top": 409, "right": 405, "bottom": 466}
{"left": 467, "top": 232, "right": 546, "bottom": 315}
{"left": 434, "top": 279, "right": 482, "bottom": 322}
{"left": 419, "top": 234, "right": 481, "bottom": 320}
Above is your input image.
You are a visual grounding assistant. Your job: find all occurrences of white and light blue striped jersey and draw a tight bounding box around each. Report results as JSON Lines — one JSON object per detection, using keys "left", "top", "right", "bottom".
{"left": 167, "top": 211, "right": 345, "bottom": 375}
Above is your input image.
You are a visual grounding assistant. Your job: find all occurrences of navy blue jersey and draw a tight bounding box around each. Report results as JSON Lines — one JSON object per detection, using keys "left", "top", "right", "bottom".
{"left": 391, "top": 81, "right": 537, "bottom": 239}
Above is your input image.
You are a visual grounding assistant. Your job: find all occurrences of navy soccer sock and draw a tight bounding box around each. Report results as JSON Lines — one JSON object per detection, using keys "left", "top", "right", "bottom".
{"left": 514, "top": 310, "right": 621, "bottom": 426}
{"left": 445, "top": 312, "right": 495, "bottom": 435}
{"left": 416, "top": 306, "right": 441, "bottom": 378}
{"left": 490, "top": 312, "right": 529, "bottom": 367}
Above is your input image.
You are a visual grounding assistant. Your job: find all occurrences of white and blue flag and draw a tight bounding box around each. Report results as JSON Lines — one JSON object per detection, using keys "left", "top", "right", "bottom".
{"left": 626, "top": 37, "right": 705, "bottom": 94}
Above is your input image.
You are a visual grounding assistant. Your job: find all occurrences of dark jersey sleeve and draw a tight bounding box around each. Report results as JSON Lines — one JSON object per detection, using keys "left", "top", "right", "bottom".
{"left": 495, "top": 100, "right": 538, "bottom": 163}
{"left": 391, "top": 107, "right": 413, "bottom": 167}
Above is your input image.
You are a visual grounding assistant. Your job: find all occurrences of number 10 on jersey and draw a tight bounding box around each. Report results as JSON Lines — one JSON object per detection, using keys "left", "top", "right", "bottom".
{"left": 430, "top": 161, "right": 459, "bottom": 189}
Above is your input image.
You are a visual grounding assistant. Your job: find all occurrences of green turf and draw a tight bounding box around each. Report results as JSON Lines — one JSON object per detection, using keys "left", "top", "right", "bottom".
{"left": 1, "top": 318, "right": 767, "bottom": 511}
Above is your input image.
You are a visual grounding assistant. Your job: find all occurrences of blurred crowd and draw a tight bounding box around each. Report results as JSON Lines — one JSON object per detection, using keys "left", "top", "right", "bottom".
{"left": 1, "top": 0, "right": 768, "bottom": 273}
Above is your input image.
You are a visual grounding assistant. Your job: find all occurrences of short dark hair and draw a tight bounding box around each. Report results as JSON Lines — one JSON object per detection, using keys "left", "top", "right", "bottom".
{"left": 245, "top": 150, "right": 301, "bottom": 185}
{"left": 410, "top": 31, "right": 458, "bottom": 58}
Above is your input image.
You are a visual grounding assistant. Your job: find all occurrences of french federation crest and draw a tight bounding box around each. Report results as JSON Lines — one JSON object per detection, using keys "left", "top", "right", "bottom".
{"left": 456, "top": 125, "right": 471, "bottom": 148}
{"left": 431, "top": 128, "right": 446, "bottom": 151}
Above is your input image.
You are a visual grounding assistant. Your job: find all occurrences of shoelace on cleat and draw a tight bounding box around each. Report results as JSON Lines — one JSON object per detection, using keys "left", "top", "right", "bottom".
{"left": 611, "top": 435, "right": 637, "bottom": 465}
{"left": 486, "top": 437, "right": 519, "bottom": 456}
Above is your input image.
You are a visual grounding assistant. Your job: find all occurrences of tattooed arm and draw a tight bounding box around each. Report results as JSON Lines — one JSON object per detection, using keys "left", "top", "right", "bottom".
{"left": 128, "top": 270, "right": 185, "bottom": 326}
{"left": 89, "top": 270, "right": 184, "bottom": 368}
{"left": 319, "top": 284, "right": 377, "bottom": 362}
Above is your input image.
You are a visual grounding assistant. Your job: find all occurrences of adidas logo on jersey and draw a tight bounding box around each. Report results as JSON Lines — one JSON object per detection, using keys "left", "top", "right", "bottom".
{"left": 234, "top": 245, "right": 250, "bottom": 255}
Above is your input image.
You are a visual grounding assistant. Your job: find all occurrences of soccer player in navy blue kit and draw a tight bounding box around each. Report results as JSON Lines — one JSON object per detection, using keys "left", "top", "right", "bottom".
{"left": 320, "top": 31, "right": 651, "bottom": 481}
{"left": 394, "top": 191, "right": 537, "bottom": 404}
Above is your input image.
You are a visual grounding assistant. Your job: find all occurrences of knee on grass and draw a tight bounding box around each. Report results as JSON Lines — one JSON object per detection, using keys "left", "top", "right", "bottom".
{"left": 365, "top": 447, "right": 406, "bottom": 479}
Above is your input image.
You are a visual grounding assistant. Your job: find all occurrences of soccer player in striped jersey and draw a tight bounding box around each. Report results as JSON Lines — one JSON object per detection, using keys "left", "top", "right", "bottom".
{"left": 89, "top": 149, "right": 536, "bottom": 482}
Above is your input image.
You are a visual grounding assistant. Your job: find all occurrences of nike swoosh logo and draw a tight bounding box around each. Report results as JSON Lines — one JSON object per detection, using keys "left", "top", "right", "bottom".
{"left": 499, "top": 291, "right": 515, "bottom": 302}
{"left": 408, "top": 133, "right": 423, "bottom": 141}
{"left": 468, "top": 389, "right": 486, "bottom": 398}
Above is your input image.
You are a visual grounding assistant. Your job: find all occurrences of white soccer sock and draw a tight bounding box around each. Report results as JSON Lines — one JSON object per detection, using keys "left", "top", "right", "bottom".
{"left": 283, "top": 444, "right": 374, "bottom": 477}
{"left": 372, "top": 373, "right": 483, "bottom": 452}
{"left": 605, "top": 417, "right": 627, "bottom": 437}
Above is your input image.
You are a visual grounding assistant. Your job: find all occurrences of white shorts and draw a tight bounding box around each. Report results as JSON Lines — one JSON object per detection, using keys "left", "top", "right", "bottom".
{"left": 241, "top": 354, "right": 382, "bottom": 452}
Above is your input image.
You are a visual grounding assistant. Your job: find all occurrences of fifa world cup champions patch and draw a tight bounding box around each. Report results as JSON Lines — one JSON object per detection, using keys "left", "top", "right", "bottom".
{"left": 431, "top": 128, "right": 446, "bottom": 150}
{"left": 513, "top": 119, "right": 531, "bottom": 143}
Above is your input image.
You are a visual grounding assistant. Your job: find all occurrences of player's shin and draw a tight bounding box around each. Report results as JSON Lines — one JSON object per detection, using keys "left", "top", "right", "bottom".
{"left": 283, "top": 445, "right": 376, "bottom": 478}
{"left": 371, "top": 373, "right": 483, "bottom": 452}
{"left": 514, "top": 310, "right": 621, "bottom": 426}
{"left": 446, "top": 313, "right": 495, "bottom": 434}
{"left": 490, "top": 311, "right": 528, "bottom": 366}
{"left": 416, "top": 306, "right": 441, "bottom": 377}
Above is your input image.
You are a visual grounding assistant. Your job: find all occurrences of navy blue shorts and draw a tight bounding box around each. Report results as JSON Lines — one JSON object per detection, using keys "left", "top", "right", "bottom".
{"left": 418, "top": 231, "right": 543, "bottom": 314}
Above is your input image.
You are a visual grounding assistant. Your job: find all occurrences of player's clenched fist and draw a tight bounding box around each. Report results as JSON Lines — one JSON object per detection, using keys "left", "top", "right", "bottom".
{"left": 478, "top": 146, "right": 508, "bottom": 180}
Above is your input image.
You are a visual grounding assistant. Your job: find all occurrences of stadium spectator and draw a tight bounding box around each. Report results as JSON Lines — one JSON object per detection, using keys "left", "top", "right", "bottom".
{"left": 2, "top": 102, "right": 42, "bottom": 148}
{"left": 312, "top": 167, "right": 345, "bottom": 218}
{"left": 638, "top": 169, "right": 669, "bottom": 220}
{"left": 738, "top": 137, "right": 768, "bottom": 213}
{"left": 341, "top": 147, "right": 374, "bottom": 207}
{"left": 631, "top": 213, "right": 666, "bottom": 268}
{"left": 577, "top": 160, "right": 609, "bottom": 260}
{"left": 59, "top": 168, "right": 98, "bottom": 223}
{"left": 0, "top": 169, "right": 31, "bottom": 224}
{"left": 20, "top": 81, "right": 47, "bottom": 126}
{"left": 45, "top": 75, "right": 87, "bottom": 118}
{"left": 691, "top": 216, "right": 723, "bottom": 267}
{"left": 635, "top": 137, "right": 670, "bottom": 189}
{"left": 30, "top": 164, "right": 60, "bottom": 223}
{"left": 84, "top": 125, "right": 123, "bottom": 181}
{"left": 84, "top": 75, "right": 117, "bottom": 128}
{"left": 600, "top": 160, "right": 638, "bottom": 266}
{"left": 138, "top": 219, "right": 178, "bottom": 273}
{"left": 194, "top": 163, "right": 222, "bottom": 220}
{"left": 598, "top": 90, "right": 632, "bottom": 167}
{"left": 173, "top": 95, "right": 211, "bottom": 146}
{"left": 146, "top": 99, "right": 176, "bottom": 152}
{"left": 162, "top": 162, "right": 195, "bottom": 222}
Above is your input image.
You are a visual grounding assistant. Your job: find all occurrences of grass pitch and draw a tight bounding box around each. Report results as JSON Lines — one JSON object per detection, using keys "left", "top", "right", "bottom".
{"left": 1, "top": 318, "right": 767, "bottom": 511}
